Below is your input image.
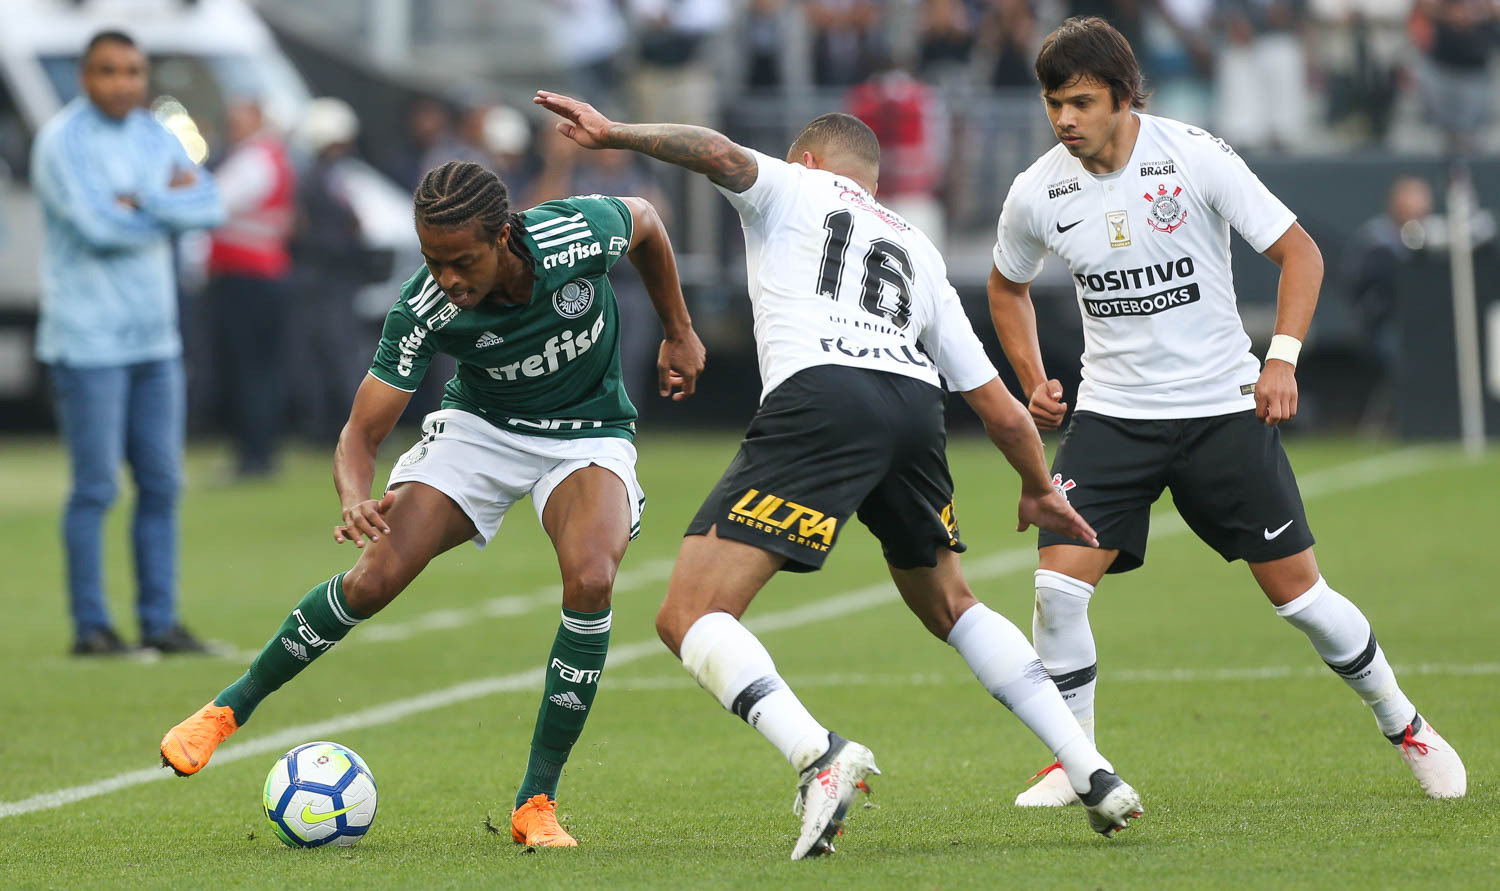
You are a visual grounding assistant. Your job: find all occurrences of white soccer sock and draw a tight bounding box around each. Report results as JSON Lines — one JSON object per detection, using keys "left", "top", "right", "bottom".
{"left": 1033, "top": 569, "right": 1098, "bottom": 742}
{"left": 679, "top": 611, "right": 831, "bottom": 771}
{"left": 948, "top": 602, "right": 1112, "bottom": 793}
{"left": 1275, "top": 576, "right": 1417, "bottom": 738}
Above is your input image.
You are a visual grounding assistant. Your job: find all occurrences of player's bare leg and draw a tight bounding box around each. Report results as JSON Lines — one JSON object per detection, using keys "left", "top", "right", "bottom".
{"left": 658, "top": 527, "right": 879, "bottom": 860}
{"left": 160, "top": 483, "right": 473, "bottom": 776}
{"left": 510, "top": 466, "right": 631, "bottom": 847}
{"left": 1008, "top": 544, "right": 1118, "bottom": 806}
{"left": 889, "top": 549, "right": 1140, "bottom": 836}
{"left": 1252, "top": 547, "right": 1465, "bottom": 798}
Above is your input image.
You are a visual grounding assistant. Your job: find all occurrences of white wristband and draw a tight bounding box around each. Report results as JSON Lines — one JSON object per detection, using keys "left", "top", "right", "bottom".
{"left": 1265, "top": 334, "right": 1302, "bottom": 367}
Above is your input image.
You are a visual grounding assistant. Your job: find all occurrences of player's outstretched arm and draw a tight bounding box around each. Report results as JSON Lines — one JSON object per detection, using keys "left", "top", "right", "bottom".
{"left": 534, "top": 90, "right": 758, "bottom": 192}
{"left": 619, "top": 196, "right": 706, "bottom": 401}
{"left": 961, "top": 377, "right": 1099, "bottom": 547}
{"left": 332, "top": 375, "right": 412, "bottom": 547}
{"left": 1255, "top": 222, "right": 1323, "bottom": 427}
{"left": 987, "top": 266, "right": 1067, "bottom": 430}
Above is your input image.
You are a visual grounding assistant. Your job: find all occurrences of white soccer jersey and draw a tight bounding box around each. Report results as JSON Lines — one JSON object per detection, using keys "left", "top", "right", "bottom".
{"left": 992, "top": 113, "right": 1297, "bottom": 419}
{"left": 717, "top": 150, "right": 998, "bottom": 399}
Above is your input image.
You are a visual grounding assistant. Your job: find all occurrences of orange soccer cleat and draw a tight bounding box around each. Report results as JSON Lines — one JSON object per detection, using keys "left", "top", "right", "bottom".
{"left": 510, "top": 794, "right": 578, "bottom": 848}
{"left": 159, "top": 702, "right": 239, "bottom": 776}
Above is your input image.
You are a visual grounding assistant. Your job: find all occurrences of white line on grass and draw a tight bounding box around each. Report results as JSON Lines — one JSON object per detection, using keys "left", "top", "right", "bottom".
{"left": 607, "top": 661, "right": 1500, "bottom": 691}
{"left": 0, "top": 446, "right": 1437, "bottom": 819}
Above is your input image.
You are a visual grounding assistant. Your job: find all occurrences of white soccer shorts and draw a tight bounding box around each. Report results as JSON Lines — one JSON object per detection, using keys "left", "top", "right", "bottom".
{"left": 386, "top": 408, "right": 645, "bottom": 548}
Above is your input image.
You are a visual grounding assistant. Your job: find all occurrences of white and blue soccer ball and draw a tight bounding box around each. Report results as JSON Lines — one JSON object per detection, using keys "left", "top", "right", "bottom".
{"left": 263, "top": 741, "right": 378, "bottom": 848}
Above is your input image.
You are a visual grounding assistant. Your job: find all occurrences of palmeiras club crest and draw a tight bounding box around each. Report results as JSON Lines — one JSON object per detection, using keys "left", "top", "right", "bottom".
{"left": 1051, "top": 473, "right": 1077, "bottom": 501}
{"left": 553, "top": 279, "right": 595, "bottom": 318}
{"left": 1144, "top": 183, "right": 1188, "bottom": 233}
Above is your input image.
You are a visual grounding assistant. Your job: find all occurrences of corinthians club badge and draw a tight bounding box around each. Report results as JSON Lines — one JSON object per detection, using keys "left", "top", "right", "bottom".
{"left": 1144, "top": 183, "right": 1188, "bottom": 233}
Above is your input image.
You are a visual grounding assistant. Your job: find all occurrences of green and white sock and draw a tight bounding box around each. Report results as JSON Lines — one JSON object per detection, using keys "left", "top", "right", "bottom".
{"left": 214, "top": 573, "right": 366, "bottom": 724}
{"left": 515, "top": 607, "right": 611, "bottom": 809}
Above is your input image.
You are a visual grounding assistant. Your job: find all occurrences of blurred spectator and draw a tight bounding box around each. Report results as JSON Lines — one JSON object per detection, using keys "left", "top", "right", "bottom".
{"left": 1412, "top": 0, "right": 1500, "bottom": 156}
{"left": 528, "top": 127, "right": 670, "bottom": 405}
{"left": 979, "top": 0, "right": 1040, "bottom": 87}
{"left": 207, "top": 99, "right": 296, "bottom": 479}
{"left": 381, "top": 98, "right": 454, "bottom": 190}
{"left": 1069, "top": 0, "right": 1146, "bottom": 52}
{"left": 1215, "top": 0, "right": 1312, "bottom": 151}
{"left": 1311, "top": 0, "right": 1406, "bottom": 147}
{"left": 32, "top": 31, "right": 223, "bottom": 656}
{"left": 807, "top": 0, "right": 888, "bottom": 86}
{"left": 627, "top": 0, "right": 730, "bottom": 127}
{"left": 1139, "top": 0, "right": 1217, "bottom": 123}
{"left": 480, "top": 104, "right": 538, "bottom": 201}
{"left": 918, "top": 0, "right": 976, "bottom": 85}
{"left": 418, "top": 102, "right": 494, "bottom": 178}
{"left": 1342, "top": 175, "right": 1434, "bottom": 427}
{"left": 286, "top": 98, "right": 374, "bottom": 444}
{"left": 547, "top": 0, "right": 629, "bottom": 106}
{"left": 847, "top": 55, "right": 951, "bottom": 248}
{"left": 745, "top": 0, "right": 789, "bottom": 90}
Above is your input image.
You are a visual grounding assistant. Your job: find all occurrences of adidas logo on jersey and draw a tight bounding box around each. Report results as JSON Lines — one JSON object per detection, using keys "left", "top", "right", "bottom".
{"left": 549, "top": 691, "right": 588, "bottom": 711}
{"left": 475, "top": 330, "right": 504, "bottom": 349}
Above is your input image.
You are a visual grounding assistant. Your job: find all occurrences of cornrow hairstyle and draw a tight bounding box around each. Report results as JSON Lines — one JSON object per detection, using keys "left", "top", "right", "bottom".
{"left": 413, "top": 161, "right": 533, "bottom": 266}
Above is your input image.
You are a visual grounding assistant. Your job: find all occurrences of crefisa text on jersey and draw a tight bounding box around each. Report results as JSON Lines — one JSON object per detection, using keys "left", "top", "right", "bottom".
{"left": 542, "top": 240, "right": 603, "bottom": 270}
{"left": 485, "top": 314, "right": 608, "bottom": 381}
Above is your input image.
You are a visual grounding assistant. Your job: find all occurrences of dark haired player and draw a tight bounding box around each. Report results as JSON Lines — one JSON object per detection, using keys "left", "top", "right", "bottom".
{"left": 537, "top": 90, "right": 1142, "bottom": 859}
{"left": 987, "top": 17, "right": 1465, "bottom": 806}
{"left": 160, "top": 161, "right": 706, "bottom": 847}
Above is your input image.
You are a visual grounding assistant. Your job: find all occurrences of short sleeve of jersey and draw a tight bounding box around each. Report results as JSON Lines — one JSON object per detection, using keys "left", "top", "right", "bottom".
{"left": 920, "top": 280, "right": 1000, "bottom": 392}
{"left": 368, "top": 279, "right": 436, "bottom": 392}
{"left": 537, "top": 194, "right": 635, "bottom": 275}
{"left": 712, "top": 150, "right": 799, "bottom": 226}
{"left": 913, "top": 240, "right": 999, "bottom": 391}
{"left": 991, "top": 175, "right": 1046, "bottom": 283}
{"left": 1185, "top": 131, "right": 1296, "bottom": 253}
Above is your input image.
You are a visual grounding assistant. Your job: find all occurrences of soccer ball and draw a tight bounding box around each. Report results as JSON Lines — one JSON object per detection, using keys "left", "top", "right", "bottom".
{"left": 262, "top": 741, "right": 378, "bottom": 848}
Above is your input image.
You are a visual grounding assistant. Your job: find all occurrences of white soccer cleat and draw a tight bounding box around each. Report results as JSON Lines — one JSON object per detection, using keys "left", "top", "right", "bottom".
{"left": 1396, "top": 716, "right": 1466, "bottom": 799}
{"left": 1079, "top": 769, "right": 1143, "bottom": 837}
{"left": 790, "top": 733, "right": 880, "bottom": 860}
{"left": 1014, "top": 761, "right": 1081, "bottom": 807}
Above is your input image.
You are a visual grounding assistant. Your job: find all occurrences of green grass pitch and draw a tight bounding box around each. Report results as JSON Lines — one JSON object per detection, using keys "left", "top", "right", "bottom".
{"left": 0, "top": 432, "right": 1494, "bottom": 889}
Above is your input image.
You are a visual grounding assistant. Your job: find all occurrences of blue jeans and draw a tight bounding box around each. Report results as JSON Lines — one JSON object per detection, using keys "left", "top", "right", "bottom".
{"left": 49, "top": 358, "right": 184, "bottom": 639}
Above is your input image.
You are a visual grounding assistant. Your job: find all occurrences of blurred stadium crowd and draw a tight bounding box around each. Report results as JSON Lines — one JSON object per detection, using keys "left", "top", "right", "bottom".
{"left": 1, "top": 0, "right": 1496, "bottom": 455}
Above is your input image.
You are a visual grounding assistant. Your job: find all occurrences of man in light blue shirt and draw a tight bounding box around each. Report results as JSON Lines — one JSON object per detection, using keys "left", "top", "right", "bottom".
{"left": 32, "top": 30, "right": 224, "bottom": 656}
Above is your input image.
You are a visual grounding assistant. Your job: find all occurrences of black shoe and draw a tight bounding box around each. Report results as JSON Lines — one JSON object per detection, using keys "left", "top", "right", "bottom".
{"left": 141, "top": 624, "right": 209, "bottom": 654}
{"left": 71, "top": 627, "right": 128, "bottom": 657}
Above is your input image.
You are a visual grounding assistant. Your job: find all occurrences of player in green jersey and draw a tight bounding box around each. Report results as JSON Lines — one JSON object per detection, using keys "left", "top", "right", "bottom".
{"left": 160, "top": 161, "right": 706, "bottom": 847}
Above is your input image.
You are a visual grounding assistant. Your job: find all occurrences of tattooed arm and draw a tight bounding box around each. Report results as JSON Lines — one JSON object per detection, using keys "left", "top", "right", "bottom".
{"left": 534, "top": 90, "right": 759, "bottom": 193}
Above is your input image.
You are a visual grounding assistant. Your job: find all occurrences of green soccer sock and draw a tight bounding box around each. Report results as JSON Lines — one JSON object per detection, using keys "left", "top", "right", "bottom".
{"left": 515, "top": 607, "right": 611, "bottom": 809}
{"left": 214, "top": 572, "right": 367, "bottom": 725}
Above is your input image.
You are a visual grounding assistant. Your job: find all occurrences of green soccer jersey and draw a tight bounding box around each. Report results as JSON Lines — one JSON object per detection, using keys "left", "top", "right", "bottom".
{"left": 369, "top": 194, "right": 638, "bottom": 440}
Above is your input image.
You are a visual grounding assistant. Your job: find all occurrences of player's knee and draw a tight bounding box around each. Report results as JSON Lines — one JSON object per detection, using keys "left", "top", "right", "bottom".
{"left": 341, "top": 563, "right": 402, "bottom": 617}
{"left": 562, "top": 564, "right": 615, "bottom": 613}
{"left": 654, "top": 601, "right": 690, "bottom": 655}
{"left": 924, "top": 592, "right": 978, "bottom": 641}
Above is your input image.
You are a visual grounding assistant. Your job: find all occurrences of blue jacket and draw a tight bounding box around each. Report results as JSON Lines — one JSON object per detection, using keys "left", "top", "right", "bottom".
{"left": 32, "top": 97, "right": 224, "bottom": 366}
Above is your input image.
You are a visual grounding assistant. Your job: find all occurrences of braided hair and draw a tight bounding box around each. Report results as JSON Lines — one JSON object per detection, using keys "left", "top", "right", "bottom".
{"left": 413, "top": 161, "right": 533, "bottom": 266}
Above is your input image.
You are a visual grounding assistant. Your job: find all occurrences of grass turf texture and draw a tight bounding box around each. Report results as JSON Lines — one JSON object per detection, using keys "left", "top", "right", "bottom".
{"left": 0, "top": 432, "right": 1494, "bottom": 889}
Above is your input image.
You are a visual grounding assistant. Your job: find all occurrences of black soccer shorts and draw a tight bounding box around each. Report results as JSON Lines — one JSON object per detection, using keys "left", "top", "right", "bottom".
{"left": 1037, "top": 409, "right": 1316, "bottom": 573}
{"left": 685, "top": 364, "right": 966, "bottom": 572}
